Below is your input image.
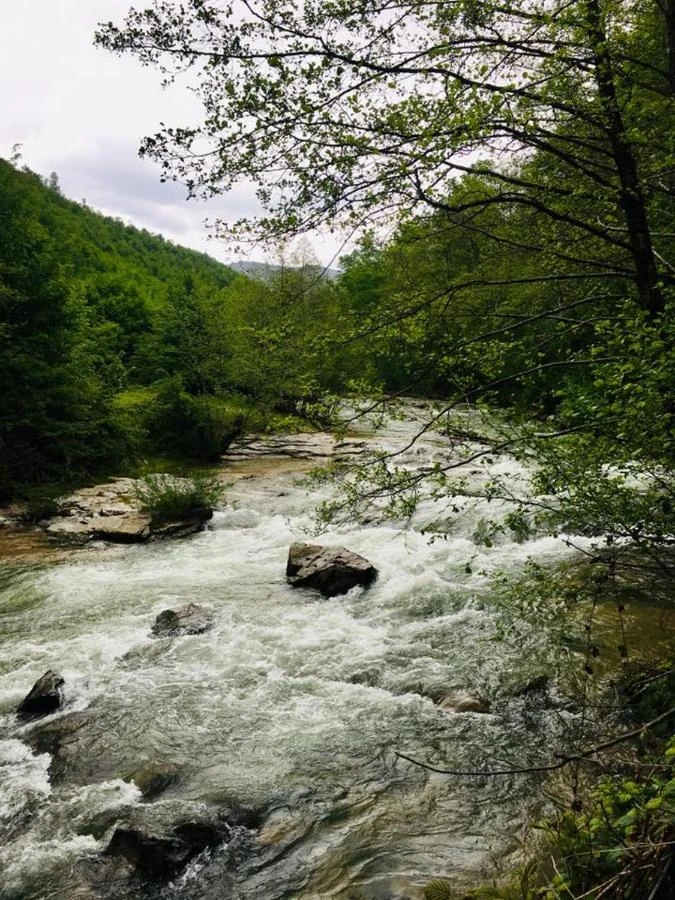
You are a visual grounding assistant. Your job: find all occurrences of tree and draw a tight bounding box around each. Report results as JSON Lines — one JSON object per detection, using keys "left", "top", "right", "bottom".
{"left": 0, "top": 162, "right": 121, "bottom": 495}
{"left": 97, "top": 0, "right": 673, "bottom": 317}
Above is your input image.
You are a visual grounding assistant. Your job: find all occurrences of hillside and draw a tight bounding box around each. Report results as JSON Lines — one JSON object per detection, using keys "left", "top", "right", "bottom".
{"left": 0, "top": 159, "right": 359, "bottom": 498}
{"left": 0, "top": 159, "right": 241, "bottom": 496}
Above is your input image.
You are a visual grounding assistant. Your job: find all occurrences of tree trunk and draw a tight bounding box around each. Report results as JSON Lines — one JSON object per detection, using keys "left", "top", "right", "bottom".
{"left": 586, "top": 0, "right": 664, "bottom": 317}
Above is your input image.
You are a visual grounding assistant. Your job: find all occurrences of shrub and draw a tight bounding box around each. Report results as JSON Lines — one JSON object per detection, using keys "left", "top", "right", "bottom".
{"left": 134, "top": 473, "right": 224, "bottom": 525}
{"left": 148, "top": 377, "right": 245, "bottom": 461}
{"left": 22, "top": 489, "right": 61, "bottom": 523}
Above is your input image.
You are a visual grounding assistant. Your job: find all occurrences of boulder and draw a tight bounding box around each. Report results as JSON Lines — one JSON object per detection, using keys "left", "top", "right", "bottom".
{"left": 105, "top": 821, "right": 226, "bottom": 880}
{"left": 24, "top": 711, "right": 92, "bottom": 780}
{"left": 151, "top": 603, "right": 215, "bottom": 637}
{"left": 17, "top": 669, "right": 65, "bottom": 720}
{"left": 129, "top": 763, "right": 182, "bottom": 800}
{"left": 436, "top": 690, "right": 490, "bottom": 714}
{"left": 286, "top": 542, "right": 378, "bottom": 597}
{"left": 150, "top": 508, "right": 212, "bottom": 540}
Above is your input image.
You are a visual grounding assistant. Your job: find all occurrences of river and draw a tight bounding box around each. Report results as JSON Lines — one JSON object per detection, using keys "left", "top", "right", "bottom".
{"left": 1, "top": 403, "right": 598, "bottom": 899}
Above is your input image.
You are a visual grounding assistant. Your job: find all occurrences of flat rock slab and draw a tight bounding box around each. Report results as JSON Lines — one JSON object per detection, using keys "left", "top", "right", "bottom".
{"left": 286, "top": 542, "right": 378, "bottom": 597}
{"left": 46, "top": 513, "right": 151, "bottom": 544}
{"left": 151, "top": 603, "right": 215, "bottom": 637}
{"left": 17, "top": 669, "right": 65, "bottom": 720}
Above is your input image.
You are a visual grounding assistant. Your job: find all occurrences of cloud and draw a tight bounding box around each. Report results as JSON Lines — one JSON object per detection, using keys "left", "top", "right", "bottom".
{"left": 0, "top": 1, "right": 351, "bottom": 265}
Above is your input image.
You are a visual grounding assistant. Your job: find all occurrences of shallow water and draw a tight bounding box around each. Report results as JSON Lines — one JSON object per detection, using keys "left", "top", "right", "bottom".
{"left": 1, "top": 404, "right": 594, "bottom": 899}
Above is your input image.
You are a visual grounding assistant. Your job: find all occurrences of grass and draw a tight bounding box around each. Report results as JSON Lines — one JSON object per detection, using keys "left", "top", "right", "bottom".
{"left": 133, "top": 473, "right": 225, "bottom": 525}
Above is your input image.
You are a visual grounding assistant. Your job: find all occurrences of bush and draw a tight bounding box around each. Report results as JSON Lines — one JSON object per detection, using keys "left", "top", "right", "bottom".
{"left": 22, "top": 489, "right": 61, "bottom": 523}
{"left": 133, "top": 473, "right": 224, "bottom": 525}
{"left": 148, "top": 377, "right": 245, "bottom": 461}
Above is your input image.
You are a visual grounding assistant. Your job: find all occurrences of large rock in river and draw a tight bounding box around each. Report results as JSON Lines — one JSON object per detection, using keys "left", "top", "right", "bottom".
{"left": 105, "top": 821, "right": 226, "bottom": 880}
{"left": 286, "top": 543, "right": 378, "bottom": 597}
{"left": 17, "top": 669, "right": 65, "bottom": 720}
{"left": 151, "top": 603, "right": 215, "bottom": 637}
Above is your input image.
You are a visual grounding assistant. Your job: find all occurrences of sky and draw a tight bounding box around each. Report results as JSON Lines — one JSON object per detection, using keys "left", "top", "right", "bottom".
{"left": 0, "top": 1, "right": 343, "bottom": 266}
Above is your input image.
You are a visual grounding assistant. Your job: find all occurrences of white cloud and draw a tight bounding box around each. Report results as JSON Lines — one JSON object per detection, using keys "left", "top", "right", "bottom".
{"left": 0, "top": 0, "right": 349, "bottom": 265}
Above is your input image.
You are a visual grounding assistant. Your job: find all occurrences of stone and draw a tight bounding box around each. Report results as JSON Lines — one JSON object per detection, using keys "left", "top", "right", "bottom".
{"left": 286, "top": 542, "right": 378, "bottom": 597}
{"left": 45, "top": 518, "right": 93, "bottom": 543}
{"left": 436, "top": 690, "right": 490, "bottom": 714}
{"left": 17, "top": 669, "right": 65, "bottom": 720}
{"left": 90, "top": 513, "right": 152, "bottom": 543}
{"left": 129, "top": 763, "right": 182, "bottom": 799}
{"left": 151, "top": 603, "right": 215, "bottom": 637}
{"left": 105, "top": 821, "right": 226, "bottom": 880}
{"left": 514, "top": 675, "right": 551, "bottom": 698}
{"left": 24, "top": 711, "right": 92, "bottom": 780}
{"left": 150, "top": 508, "right": 212, "bottom": 540}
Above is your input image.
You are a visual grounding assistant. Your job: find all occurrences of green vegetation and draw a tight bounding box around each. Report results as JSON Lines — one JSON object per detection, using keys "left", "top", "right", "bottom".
{"left": 0, "top": 160, "right": 361, "bottom": 499}
{"left": 0, "top": 0, "right": 673, "bottom": 894}
{"left": 133, "top": 473, "right": 224, "bottom": 525}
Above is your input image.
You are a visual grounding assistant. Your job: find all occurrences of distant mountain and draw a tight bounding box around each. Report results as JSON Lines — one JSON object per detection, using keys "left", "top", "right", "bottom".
{"left": 230, "top": 260, "right": 340, "bottom": 281}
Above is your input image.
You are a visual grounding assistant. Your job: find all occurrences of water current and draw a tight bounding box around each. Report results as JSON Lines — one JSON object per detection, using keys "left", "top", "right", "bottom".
{"left": 1, "top": 403, "right": 593, "bottom": 899}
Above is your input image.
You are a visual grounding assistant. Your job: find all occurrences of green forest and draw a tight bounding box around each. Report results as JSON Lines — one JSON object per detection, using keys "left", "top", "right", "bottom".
{"left": 1, "top": 0, "right": 674, "bottom": 898}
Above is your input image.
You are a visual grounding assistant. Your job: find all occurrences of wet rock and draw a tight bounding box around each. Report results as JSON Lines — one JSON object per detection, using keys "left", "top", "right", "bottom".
{"left": 436, "top": 691, "right": 490, "bottom": 714}
{"left": 17, "top": 669, "right": 65, "bottom": 720}
{"left": 105, "top": 821, "right": 226, "bottom": 880}
{"left": 286, "top": 542, "right": 378, "bottom": 597}
{"left": 150, "top": 508, "right": 212, "bottom": 540}
{"left": 514, "top": 675, "right": 550, "bottom": 698}
{"left": 24, "top": 711, "right": 93, "bottom": 779}
{"left": 151, "top": 603, "right": 215, "bottom": 637}
{"left": 129, "top": 763, "right": 182, "bottom": 799}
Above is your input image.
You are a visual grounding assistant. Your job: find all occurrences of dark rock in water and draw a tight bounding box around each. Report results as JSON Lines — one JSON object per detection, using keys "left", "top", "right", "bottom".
{"left": 286, "top": 542, "right": 378, "bottom": 597}
{"left": 514, "top": 675, "right": 551, "bottom": 698}
{"left": 24, "top": 711, "right": 92, "bottom": 780}
{"left": 129, "top": 763, "right": 182, "bottom": 799}
{"left": 151, "top": 603, "right": 214, "bottom": 637}
{"left": 17, "top": 669, "right": 65, "bottom": 720}
{"left": 436, "top": 690, "right": 490, "bottom": 714}
{"left": 151, "top": 508, "right": 213, "bottom": 540}
{"left": 105, "top": 821, "right": 226, "bottom": 880}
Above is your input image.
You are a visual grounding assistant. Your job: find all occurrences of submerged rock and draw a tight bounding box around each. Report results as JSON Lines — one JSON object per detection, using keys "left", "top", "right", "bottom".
{"left": 130, "top": 763, "right": 182, "bottom": 799}
{"left": 17, "top": 669, "right": 65, "bottom": 720}
{"left": 150, "top": 507, "right": 212, "bottom": 540}
{"left": 286, "top": 542, "right": 378, "bottom": 597}
{"left": 151, "top": 603, "right": 215, "bottom": 637}
{"left": 436, "top": 691, "right": 490, "bottom": 714}
{"left": 24, "top": 711, "right": 93, "bottom": 780}
{"left": 514, "top": 675, "right": 551, "bottom": 698}
{"left": 105, "top": 821, "right": 226, "bottom": 880}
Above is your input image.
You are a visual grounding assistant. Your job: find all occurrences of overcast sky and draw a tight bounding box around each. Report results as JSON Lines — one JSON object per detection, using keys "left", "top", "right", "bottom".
{"left": 0, "top": 1, "right": 343, "bottom": 265}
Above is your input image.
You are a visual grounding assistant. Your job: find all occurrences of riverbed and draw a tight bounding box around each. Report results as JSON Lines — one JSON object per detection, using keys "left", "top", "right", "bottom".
{"left": 0, "top": 403, "right": 609, "bottom": 898}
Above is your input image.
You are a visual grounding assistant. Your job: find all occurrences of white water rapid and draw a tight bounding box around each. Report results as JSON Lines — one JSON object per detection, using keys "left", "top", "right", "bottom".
{"left": 0, "top": 404, "right": 589, "bottom": 899}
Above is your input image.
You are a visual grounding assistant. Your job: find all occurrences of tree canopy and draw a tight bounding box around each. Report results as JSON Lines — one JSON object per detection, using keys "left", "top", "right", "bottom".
{"left": 97, "top": 0, "right": 674, "bottom": 315}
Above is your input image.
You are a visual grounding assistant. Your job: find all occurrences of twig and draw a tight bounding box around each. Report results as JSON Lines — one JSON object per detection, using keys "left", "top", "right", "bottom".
{"left": 395, "top": 706, "right": 675, "bottom": 776}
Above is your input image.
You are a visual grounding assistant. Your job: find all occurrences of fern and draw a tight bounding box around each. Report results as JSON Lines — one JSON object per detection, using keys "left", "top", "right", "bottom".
{"left": 423, "top": 879, "right": 454, "bottom": 900}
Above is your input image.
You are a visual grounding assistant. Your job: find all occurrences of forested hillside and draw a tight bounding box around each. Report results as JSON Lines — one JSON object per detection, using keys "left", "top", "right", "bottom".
{"left": 0, "top": 159, "right": 360, "bottom": 499}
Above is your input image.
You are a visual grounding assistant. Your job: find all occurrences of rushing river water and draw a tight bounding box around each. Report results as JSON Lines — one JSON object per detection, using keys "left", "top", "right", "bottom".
{"left": 1, "top": 404, "right": 596, "bottom": 899}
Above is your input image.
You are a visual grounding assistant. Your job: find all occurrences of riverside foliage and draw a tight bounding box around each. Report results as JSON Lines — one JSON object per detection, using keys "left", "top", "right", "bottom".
{"left": 1, "top": 1, "right": 674, "bottom": 894}
{"left": 0, "top": 159, "right": 363, "bottom": 498}
{"left": 93, "top": 1, "right": 674, "bottom": 896}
